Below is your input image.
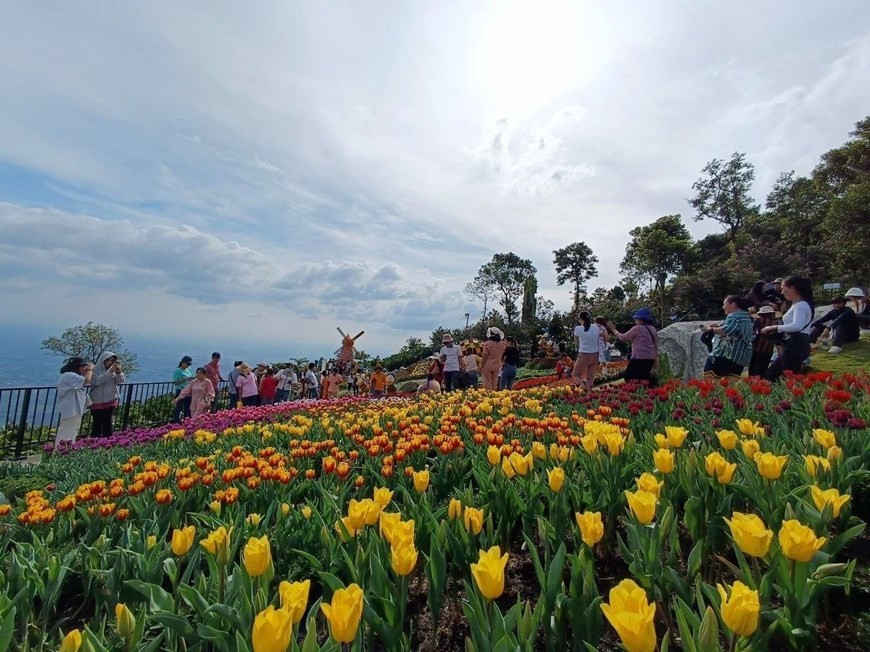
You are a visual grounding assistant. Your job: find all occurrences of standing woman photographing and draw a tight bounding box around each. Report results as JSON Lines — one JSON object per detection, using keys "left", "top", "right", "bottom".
{"left": 761, "top": 276, "right": 814, "bottom": 382}
{"left": 89, "top": 351, "right": 125, "bottom": 437}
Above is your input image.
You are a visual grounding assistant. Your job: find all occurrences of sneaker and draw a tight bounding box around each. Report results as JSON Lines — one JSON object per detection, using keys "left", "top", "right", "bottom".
{"left": 828, "top": 346, "right": 843, "bottom": 354}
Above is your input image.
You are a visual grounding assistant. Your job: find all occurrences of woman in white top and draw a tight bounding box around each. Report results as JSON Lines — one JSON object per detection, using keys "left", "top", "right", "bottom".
{"left": 760, "top": 276, "right": 814, "bottom": 382}
{"left": 55, "top": 356, "right": 93, "bottom": 446}
{"left": 572, "top": 311, "right": 604, "bottom": 391}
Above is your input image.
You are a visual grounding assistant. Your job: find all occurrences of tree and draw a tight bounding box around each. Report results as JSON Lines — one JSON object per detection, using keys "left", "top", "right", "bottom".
{"left": 41, "top": 322, "right": 140, "bottom": 376}
{"left": 521, "top": 276, "right": 538, "bottom": 327}
{"left": 620, "top": 215, "right": 693, "bottom": 322}
{"left": 464, "top": 275, "right": 497, "bottom": 320}
{"left": 813, "top": 116, "right": 870, "bottom": 194}
{"left": 477, "top": 253, "right": 537, "bottom": 326}
{"left": 553, "top": 242, "right": 599, "bottom": 316}
{"left": 824, "top": 182, "right": 870, "bottom": 284}
{"left": 690, "top": 152, "right": 758, "bottom": 244}
{"left": 764, "top": 172, "right": 830, "bottom": 276}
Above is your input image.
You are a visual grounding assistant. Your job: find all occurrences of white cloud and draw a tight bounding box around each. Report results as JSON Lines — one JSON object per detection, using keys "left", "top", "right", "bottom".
{"left": 1, "top": 1, "right": 869, "bottom": 357}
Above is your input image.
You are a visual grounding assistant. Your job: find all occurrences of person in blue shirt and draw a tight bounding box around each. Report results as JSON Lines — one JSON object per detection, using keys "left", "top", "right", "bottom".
{"left": 701, "top": 295, "right": 754, "bottom": 377}
{"left": 171, "top": 356, "right": 194, "bottom": 422}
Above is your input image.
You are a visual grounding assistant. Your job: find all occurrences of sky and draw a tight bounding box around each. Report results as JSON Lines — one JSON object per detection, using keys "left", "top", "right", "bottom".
{"left": 1, "top": 1, "right": 869, "bottom": 360}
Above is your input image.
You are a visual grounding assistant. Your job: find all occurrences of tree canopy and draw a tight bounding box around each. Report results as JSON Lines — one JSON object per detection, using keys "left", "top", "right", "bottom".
{"left": 477, "top": 253, "right": 537, "bottom": 326}
{"left": 553, "top": 241, "right": 599, "bottom": 317}
{"left": 690, "top": 152, "right": 758, "bottom": 244}
{"left": 41, "top": 322, "right": 140, "bottom": 376}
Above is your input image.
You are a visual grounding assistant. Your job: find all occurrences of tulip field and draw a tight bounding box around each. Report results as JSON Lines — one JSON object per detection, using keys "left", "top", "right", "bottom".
{"left": 2, "top": 372, "right": 870, "bottom": 651}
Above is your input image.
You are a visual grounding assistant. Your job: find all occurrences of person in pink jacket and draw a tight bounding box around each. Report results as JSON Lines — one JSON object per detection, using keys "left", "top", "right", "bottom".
{"left": 174, "top": 367, "right": 216, "bottom": 418}
{"left": 480, "top": 327, "right": 506, "bottom": 390}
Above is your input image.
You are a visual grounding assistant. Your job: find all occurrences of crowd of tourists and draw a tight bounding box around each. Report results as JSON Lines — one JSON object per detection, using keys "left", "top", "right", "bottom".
{"left": 52, "top": 277, "right": 868, "bottom": 446}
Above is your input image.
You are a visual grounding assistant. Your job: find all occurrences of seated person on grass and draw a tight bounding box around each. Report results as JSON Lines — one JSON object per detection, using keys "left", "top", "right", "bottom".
{"left": 810, "top": 295, "right": 860, "bottom": 354}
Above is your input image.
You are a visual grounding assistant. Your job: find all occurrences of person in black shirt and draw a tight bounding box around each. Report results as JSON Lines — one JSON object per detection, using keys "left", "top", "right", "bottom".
{"left": 810, "top": 296, "right": 860, "bottom": 354}
{"left": 499, "top": 336, "right": 520, "bottom": 390}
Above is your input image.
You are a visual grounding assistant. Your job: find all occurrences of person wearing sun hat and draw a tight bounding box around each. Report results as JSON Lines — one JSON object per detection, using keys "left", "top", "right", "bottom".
{"left": 606, "top": 308, "right": 658, "bottom": 384}
{"left": 845, "top": 287, "right": 870, "bottom": 328}
{"left": 749, "top": 305, "right": 779, "bottom": 377}
{"left": 480, "top": 326, "right": 506, "bottom": 390}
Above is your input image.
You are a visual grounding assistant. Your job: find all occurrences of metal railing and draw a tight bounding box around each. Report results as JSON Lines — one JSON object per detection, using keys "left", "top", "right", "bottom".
{"left": 0, "top": 380, "right": 232, "bottom": 458}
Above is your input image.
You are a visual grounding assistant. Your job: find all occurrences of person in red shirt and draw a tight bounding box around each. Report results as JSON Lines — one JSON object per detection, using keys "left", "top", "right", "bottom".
{"left": 258, "top": 368, "right": 278, "bottom": 405}
{"left": 203, "top": 352, "right": 224, "bottom": 412}
{"left": 555, "top": 353, "right": 573, "bottom": 380}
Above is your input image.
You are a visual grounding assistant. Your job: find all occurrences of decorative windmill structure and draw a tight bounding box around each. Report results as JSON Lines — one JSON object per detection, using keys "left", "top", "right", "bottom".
{"left": 335, "top": 327, "right": 365, "bottom": 375}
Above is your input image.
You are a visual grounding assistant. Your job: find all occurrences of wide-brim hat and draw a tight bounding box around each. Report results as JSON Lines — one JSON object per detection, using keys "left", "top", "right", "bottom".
{"left": 441, "top": 334, "right": 454, "bottom": 343}
{"left": 845, "top": 287, "right": 866, "bottom": 298}
{"left": 429, "top": 354, "right": 441, "bottom": 360}
{"left": 751, "top": 306, "right": 776, "bottom": 318}
{"left": 632, "top": 307, "right": 654, "bottom": 322}
{"left": 486, "top": 326, "right": 504, "bottom": 339}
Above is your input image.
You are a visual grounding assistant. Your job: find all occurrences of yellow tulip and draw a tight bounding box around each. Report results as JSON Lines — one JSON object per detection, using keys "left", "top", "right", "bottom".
{"left": 209, "top": 501, "right": 221, "bottom": 514}
{"left": 724, "top": 512, "right": 772, "bottom": 558}
{"left": 601, "top": 579, "right": 657, "bottom": 652}
{"left": 247, "top": 513, "right": 263, "bottom": 526}
{"left": 754, "top": 452, "right": 788, "bottom": 480}
{"left": 717, "top": 581, "right": 760, "bottom": 636}
{"left": 171, "top": 525, "right": 195, "bottom": 556}
{"left": 531, "top": 441, "right": 547, "bottom": 460}
{"left": 243, "top": 535, "right": 272, "bottom": 577}
{"left": 487, "top": 445, "right": 501, "bottom": 466}
{"left": 321, "top": 584, "right": 364, "bottom": 644}
{"left": 115, "top": 603, "right": 136, "bottom": 639}
{"left": 281, "top": 503, "right": 291, "bottom": 516}
{"left": 665, "top": 425, "right": 688, "bottom": 448}
{"left": 705, "top": 452, "right": 736, "bottom": 484}
{"left": 470, "top": 546, "right": 509, "bottom": 600}
{"left": 550, "top": 443, "right": 570, "bottom": 461}
{"left": 379, "top": 511, "right": 402, "bottom": 542}
{"left": 652, "top": 448, "right": 675, "bottom": 474}
{"left": 601, "top": 431, "right": 625, "bottom": 456}
{"left": 373, "top": 487, "right": 393, "bottom": 508}
{"left": 251, "top": 605, "right": 293, "bottom": 652}
{"left": 335, "top": 517, "right": 359, "bottom": 540}
{"left": 200, "top": 526, "right": 232, "bottom": 566}
{"left": 301, "top": 506, "right": 313, "bottom": 519}
{"left": 548, "top": 467, "right": 566, "bottom": 493}
{"left": 463, "top": 507, "right": 484, "bottom": 535}
{"left": 382, "top": 517, "right": 415, "bottom": 548}
{"left": 413, "top": 470, "right": 430, "bottom": 492}
{"left": 778, "top": 519, "right": 827, "bottom": 562}
{"left": 653, "top": 433, "right": 668, "bottom": 449}
{"left": 278, "top": 579, "right": 311, "bottom": 624}
{"left": 804, "top": 455, "right": 831, "bottom": 477}
{"left": 580, "top": 433, "right": 599, "bottom": 455}
{"left": 716, "top": 429, "right": 738, "bottom": 450}
{"left": 59, "top": 629, "right": 82, "bottom": 652}
{"left": 810, "top": 486, "right": 851, "bottom": 518}
{"left": 812, "top": 428, "right": 837, "bottom": 449}
{"left": 741, "top": 439, "right": 760, "bottom": 459}
{"left": 735, "top": 419, "right": 761, "bottom": 436}
{"left": 624, "top": 490, "right": 657, "bottom": 524}
{"left": 575, "top": 511, "right": 604, "bottom": 547}
{"left": 145, "top": 535, "right": 157, "bottom": 550}
{"left": 827, "top": 445, "right": 843, "bottom": 462}
{"left": 448, "top": 498, "right": 463, "bottom": 520}
{"left": 347, "top": 499, "right": 380, "bottom": 529}
{"left": 390, "top": 541, "right": 418, "bottom": 576}
{"left": 635, "top": 473, "right": 663, "bottom": 498}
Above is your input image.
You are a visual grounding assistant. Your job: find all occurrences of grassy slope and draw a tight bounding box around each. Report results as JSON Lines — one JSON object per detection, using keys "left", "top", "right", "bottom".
{"left": 808, "top": 333, "right": 870, "bottom": 374}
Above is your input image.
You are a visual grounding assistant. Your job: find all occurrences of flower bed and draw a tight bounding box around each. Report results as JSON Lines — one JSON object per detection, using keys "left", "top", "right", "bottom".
{"left": 3, "top": 372, "right": 870, "bottom": 651}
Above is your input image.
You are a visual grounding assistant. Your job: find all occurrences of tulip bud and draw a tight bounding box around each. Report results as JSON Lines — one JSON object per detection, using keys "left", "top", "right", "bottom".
{"left": 115, "top": 603, "right": 136, "bottom": 639}
{"left": 59, "top": 629, "right": 82, "bottom": 652}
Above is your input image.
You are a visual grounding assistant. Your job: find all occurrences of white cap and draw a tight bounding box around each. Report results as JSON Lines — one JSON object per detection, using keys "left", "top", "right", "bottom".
{"left": 845, "top": 287, "right": 865, "bottom": 298}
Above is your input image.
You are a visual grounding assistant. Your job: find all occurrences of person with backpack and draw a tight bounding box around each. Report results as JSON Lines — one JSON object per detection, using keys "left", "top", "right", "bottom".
{"left": 761, "top": 276, "right": 814, "bottom": 382}
{"left": 606, "top": 308, "right": 658, "bottom": 384}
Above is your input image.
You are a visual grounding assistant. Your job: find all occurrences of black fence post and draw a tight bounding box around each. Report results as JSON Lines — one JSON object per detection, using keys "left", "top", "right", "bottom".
{"left": 14, "top": 388, "right": 32, "bottom": 460}
{"left": 120, "top": 384, "right": 135, "bottom": 432}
